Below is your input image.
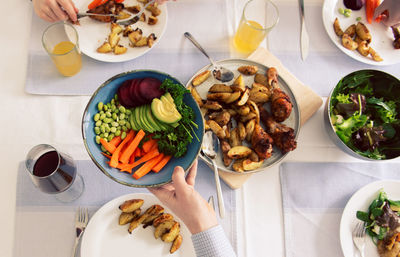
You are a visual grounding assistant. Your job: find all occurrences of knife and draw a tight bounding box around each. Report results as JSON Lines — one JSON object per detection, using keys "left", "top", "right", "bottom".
{"left": 298, "top": 0, "right": 309, "bottom": 61}
{"left": 76, "top": 13, "right": 121, "bottom": 19}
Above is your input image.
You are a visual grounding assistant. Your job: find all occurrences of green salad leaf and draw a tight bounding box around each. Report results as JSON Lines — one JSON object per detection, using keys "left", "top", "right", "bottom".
{"left": 335, "top": 93, "right": 351, "bottom": 104}
{"left": 367, "top": 97, "right": 398, "bottom": 123}
{"left": 334, "top": 114, "right": 368, "bottom": 144}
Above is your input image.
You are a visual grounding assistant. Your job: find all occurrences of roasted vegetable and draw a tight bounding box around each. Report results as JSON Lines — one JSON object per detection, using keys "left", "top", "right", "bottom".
{"left": 192, "top": 70, "right": 211, "bottom": 86}
{"left": 119, "top": 199, "right": 144, "bottom": 213}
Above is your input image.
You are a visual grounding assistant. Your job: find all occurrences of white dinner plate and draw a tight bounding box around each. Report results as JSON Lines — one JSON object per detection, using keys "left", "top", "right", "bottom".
{"left": 81, "top": 193, "right": 195, "bottom": 257}
{"left": 73, "top": 0, "right": 167, "bottom": 62}
{"left": 340, "top": 180, "right": 400, "bottom": 257}
{"left": 322, "top": 0, "right": 400, "bottom": 66}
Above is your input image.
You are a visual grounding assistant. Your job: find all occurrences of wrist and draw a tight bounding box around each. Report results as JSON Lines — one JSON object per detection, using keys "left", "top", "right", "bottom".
{"left": 186, "top": 215, "right": 218, "bottom": 234}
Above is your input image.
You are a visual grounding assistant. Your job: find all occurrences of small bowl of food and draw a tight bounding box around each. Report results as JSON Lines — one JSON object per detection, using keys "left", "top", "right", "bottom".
{"left": 82, "top": 70, "right": 204, "bottom": 187}
{"left": 325, "top": 69, "right": 400, "bottom": 160}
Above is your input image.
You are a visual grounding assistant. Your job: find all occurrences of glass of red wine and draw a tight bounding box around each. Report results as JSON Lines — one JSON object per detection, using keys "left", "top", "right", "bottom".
{"left": 25, "top": 144, "right": 84, "bottom": 202}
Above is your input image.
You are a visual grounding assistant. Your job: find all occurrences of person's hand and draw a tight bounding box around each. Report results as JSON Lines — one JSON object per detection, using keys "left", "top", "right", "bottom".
{"left": 156, "top": 0, "right": 176, "bottom": 4}
{"left": 32, "top": 0, "right": 79, "bottom": 23}
{"left": 373, "top": 0, "right": 400, "bottom": 27}
{"left": 148, "top": 160, "right": 218, "bottom": 234}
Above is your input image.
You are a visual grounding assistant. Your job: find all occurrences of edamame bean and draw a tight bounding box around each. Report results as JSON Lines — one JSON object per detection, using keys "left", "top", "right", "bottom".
{"left": 112, "top": 121, "right": 119, "bottom": 127}
{"left": 119, "top": 106, "right": 126, "bottom": 113}
{"left": 112, "top": 113, "right": 118, "bottom": 120}
{"left": 110, "top": 127, "right": 117, "bottom": 133}
{"left": 101, "top": 145, "right": 107, "bottom": 152}
{"left": 103, "top": 132, "right": 109, "bottom": 138}
{"left": 345, "top": 9, "right": 351, "bottom": 13}
{"left": 106, "top": 111, "right": 112, "bottom": 118}
{"left": 111, "top": 99, "right": 115, "bottom": 105}
{"left": 119, "top": 113, "right": 125, "bottom": 120}
{"left": 100, "top": 133, "right": 104, "bottom": 138}
{"left": 95, "top": 120, "right": 102, "bottom": 127}
{"left": 126, "top": 122, "right": 131, "bottom": 129}
{"left": 98, "top": 102, "right": 104, "bottom": 111}
{"left": 344, "top": 12, "right": 350, "bottom": 17}
{"left": 100, "top": 113, "right": 106, "bottom": 120}
{"left": 338, "top": 8, "right": 344, "bottom": 15}
{"left": 105, "top": 126, "right": 111, "bottom": 133}
{"left": 121, "top": 131, "right": 127, "bottom": 140}
{"left": 104, "top": 118, "right": 112, "bottom": 124}
{"left": 122, "top": 126, "right": 127, "bottom": 131}
{"left": 115, "top": 130, "right": 121, "bottom": 136}
{"left": 356, "top": 17, "right": 361, "bottom": 21}
{"left": 107, "top": 134, "right": 114, "bottom": 141}
{"left": 119, "top": 120, "right": 126, "bottom": 126}
{"left": 95, "top": 127, "right": 100, "bottom": 135}
{"left": 96, "top": 136, "right": 101, "bottom": 144}
{"left": 94, "top": 113, "right": 100, "bottom": 121}
{"left": 100, "top": 126, "right": 106, "bottom": 133}
{"left": 126, "top": 109, "right": 131, "bottom": 115}
{"left": 103, "top": 105, "right": 108, "bottom": 111}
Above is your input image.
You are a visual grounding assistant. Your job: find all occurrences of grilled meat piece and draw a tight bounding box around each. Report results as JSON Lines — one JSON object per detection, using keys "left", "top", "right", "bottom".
{"left": 271, "top": 87, "right": 293, "bottom": 122}
{"left": 87, "top": 0, "right": 124, "bottom": 23}
{"left": 260, "top": 107, "right": 297, "bottom": 153}
{"left": 251, "top": 124, "right": 274, "bottom": 159}
{"left": 266, "top": 67, "right": 278, "bottom": 87}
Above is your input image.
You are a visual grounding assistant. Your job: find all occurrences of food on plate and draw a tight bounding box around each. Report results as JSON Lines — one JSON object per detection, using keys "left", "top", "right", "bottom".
{"left": 334, "top": 18, "right": 383, "bottom": 61}
{"left": 148, "top": 16, "right": 158, "bottom": 25}
{"left": 392, "top": 27, "right": 400, "bottom": 49}
{"left": 92, "top": 77, "right": 199, "bottom": 179}
{"left": 114, "top": 44, "right": 128, "bottom": 54}
{"left": 343, "top": 0, "right": 365, "bottom": 11}
{"left": 119, "top": 198, "right": 144, "bottom": 212}
{"left": 97, "top": 42, "right": 112, "bottom": 53}
{"left": 356, "top": 190, "right": 400, "bottom": 257}
{"left": 329, "top": 70, "right": 400, "bottom": 160}
{"left": 146, "top": 3, "right": 162, "bottom": 16}
{"left": 191, "top": 66, "right": 297, "bottom": 172}
{"left": 117, "top": 199, "right": 183, "bottom": 254}
{"left": 87, "top": 0, "right": 124, "bottom": 22}
{"left": 192, "top": 70, "right": 211, "bottom": 86}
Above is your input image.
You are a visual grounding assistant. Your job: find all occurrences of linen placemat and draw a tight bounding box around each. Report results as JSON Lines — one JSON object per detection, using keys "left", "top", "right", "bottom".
{"left": 25, "top": 0, "right": 231, "bottom": 95}
{"left": 217, "top": 47, "right": 323, "bottom": 190}
{"left": 13, "top": 159, "right": 237, "bottom": 257}
{"left": 280, "top": 162, "right": 400, "bottom": 257}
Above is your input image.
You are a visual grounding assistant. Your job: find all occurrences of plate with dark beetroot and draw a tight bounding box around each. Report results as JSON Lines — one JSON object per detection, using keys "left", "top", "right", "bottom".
{"left": 82, "top": 70, "right": 204, "bottom": 187}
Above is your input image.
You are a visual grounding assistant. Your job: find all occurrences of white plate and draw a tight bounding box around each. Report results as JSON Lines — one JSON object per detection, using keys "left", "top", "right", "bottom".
{"left": 322, "top": 0, "right": 400, "bottom": 66}
{"left": 340, "top": 180, "right": 400, "bottom": 257}
{"left": 73, "top": 0, "right": 167, "bottom": 62}
{"left": 81, "top": 193, "right": 195, "bottom": 257}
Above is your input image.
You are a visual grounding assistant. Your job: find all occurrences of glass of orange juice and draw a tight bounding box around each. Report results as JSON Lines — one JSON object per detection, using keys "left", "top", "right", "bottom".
{"left": 234, "top": 0, "right": 279, "bottom": 54}
{"left": 42, "top": 22, "right": 82, "bottom": 77}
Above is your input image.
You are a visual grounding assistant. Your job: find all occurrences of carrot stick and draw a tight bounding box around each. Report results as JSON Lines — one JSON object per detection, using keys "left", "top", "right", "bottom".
{"left": 135, "top": 148, "right": 142, "bottom": 157}
{"left": 129, "top": 150, "right": 137, "bottom": 164}
{"left": 109, "top": 130, "right": 135, "bottom": 168}
{"left": 119, "top": 148, "right": 160, "bottom": 173}
{"left": 152, "top": 155, "right": 172, "bottom": 173}
{"left": 88, "top": 0, "right": 103, "bottom": 9}
{"left": 366, "top": 0, "right": 380, "bottom": 24}
{"left": 142, "top": 139, "right": 157, "bottom": 153}
{"left": 132, "top": 154, "right": 164, "bottom": 180}
{"left": 119, "top": 129, "right": 146, "bottom": 164}
{"left": 101, "top": 152, "right": 112, "bottom": 159}
{"left": 110, "top": 136, "right": 122, "bottom": 147}
{"left": 100, "top": 138, "right": 117, "bottom": 154}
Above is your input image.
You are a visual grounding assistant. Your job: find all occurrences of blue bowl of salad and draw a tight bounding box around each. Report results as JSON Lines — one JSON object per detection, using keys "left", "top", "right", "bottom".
{"left": 325, "top": 70, "right": 400, "bottom": 160}
{"left": 82, "top": 70, "right": 204, "bottom": 187}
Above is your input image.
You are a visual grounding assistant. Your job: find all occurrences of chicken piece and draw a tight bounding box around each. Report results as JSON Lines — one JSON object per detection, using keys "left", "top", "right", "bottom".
{"left": 251, "top": 124, "right": 274, "bottom": 159}
{"left": 271, "top": 88, "right": 292, "bottom": 122}
{"left": 260, "top": 107, "right": 297, "bottom": 153}
{"left": 266, "top": 67, "right": 278, "bottom": 87}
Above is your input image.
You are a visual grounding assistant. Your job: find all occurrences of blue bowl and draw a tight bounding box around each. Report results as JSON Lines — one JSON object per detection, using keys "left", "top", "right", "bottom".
{"left": 81, "top": 70, "right": 204, "bottom": 187}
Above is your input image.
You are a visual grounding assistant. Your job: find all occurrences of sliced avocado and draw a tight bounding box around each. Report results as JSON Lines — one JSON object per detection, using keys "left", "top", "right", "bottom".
{"left": 160, "top": 95, "right": 175, "bottom": 110}
{"left": 134, "top": 107, "right": 143, "bottom": 131}
{"left": 130, "top": 109, "right": 138, "bottom": 131}
{"left": 140, "top": 105, "right": 154, "bottom": 133}
{"left": 151, "top": 98, "right": 182, "bottom": 124}
{"left": 145, "top": 105, "right": 161, "bottom": 132}
{"left": 164, "top": 92, "right": 175, "bottom": 106}
{"left": 153, "top": 114, "right": 168, "bottom": 131}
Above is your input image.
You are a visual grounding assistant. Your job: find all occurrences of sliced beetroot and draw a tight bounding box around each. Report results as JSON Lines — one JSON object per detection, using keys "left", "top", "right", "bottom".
{"left": 133, "top": 79, "right": 148, "bottom": 105}
{"left": 129, "top": 79, "right": 145, "bottom": 106}
{"left": 118, "top": 80, "right": 135, "bottom": 108}
{"left": 138, "top": 78, "right": 164, "bottom": 102}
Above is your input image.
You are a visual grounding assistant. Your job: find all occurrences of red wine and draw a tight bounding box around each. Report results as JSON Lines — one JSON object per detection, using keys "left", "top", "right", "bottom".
{"left": 33, "top": 151, "right": 59, "bottom": 177}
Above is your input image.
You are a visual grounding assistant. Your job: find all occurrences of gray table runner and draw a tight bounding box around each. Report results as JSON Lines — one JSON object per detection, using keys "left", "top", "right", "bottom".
{"left": 280, "top": 162, "right": 400, "bottom": 257}
{"left": 13, "top": 159, "right": 237, "bottom": 257}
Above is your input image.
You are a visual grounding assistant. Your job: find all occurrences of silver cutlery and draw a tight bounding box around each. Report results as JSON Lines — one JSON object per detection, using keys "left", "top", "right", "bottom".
{"left": 208, "top": 195, "right": 215, "bottom": 211}
{"left": 76, "top": 13, "right": 121, "bottom": 19}
{"left": 117, "top": 0, "right": 156, "bottom": 26}
{"left": 201, "top": 131, "right": 225, "bottom": 219}
{"left": 352, "top": 222, "right": 366, "bottom": 257}
{"left": 298, "top": 0, "right": 309, "bottom": 60}
{"left": 71, "top": 207, "right": 89, "bottom": 257}
{"left": 184, "top": 32, "right": 234, "bottom": 82}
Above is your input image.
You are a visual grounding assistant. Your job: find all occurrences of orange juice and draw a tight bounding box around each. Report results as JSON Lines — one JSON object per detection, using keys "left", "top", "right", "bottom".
{"left": 51, "top": 41, "right": 82, "bottom": 77}
{"left": 234, "top": 20, "right": 266, "bottom": 53}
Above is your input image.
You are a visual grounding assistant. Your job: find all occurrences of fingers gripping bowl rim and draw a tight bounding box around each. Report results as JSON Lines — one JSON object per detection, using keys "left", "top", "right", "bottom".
{"left": 82, "top": 70, "right": 204, "bottom": 187}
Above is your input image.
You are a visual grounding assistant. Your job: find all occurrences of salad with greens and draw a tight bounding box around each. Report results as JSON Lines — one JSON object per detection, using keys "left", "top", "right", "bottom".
{"left": 330, "top": 70, "right": 400, "bottom": 160}
{"left": 357, "top": 189, "right": 400, "bottom": 243}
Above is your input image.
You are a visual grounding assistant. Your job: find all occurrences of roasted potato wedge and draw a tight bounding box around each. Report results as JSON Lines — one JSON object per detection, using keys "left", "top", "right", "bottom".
{"left": 342, "top": 34, "right": 358, "bottom": 50}
{"left": 128, "top": 213, "right": 148, "bottom": 233}
{"left": 232, "top": 75, "right": 245, "bottom": 92}
{"left": 170, "top": 234, "right": 183, "bottom": 254}
{"left": 148, "top": 15, "right": 158, "bottom": 25}
{"left": 97, "top": 42, "right": 112, "bottom": 53}
{"left": 147, "top": 33, "right": 157, "bottom": 48}
{"left": 153, "top": 213, "right": 174, "bottom": 227}
{"left": 227, "top": 146, "right": 252, "bottom": 159}
{"left": 192, "top": 70, "right": 211, "bottom": 86}
{"left": 114, "top": 44, "right": 127, "bottom": 55}
{"left": 109, "top": 33, "right": 120, "bottom": 48}
{"left": 203, "top": 100, "right": 222, "bottom": 111}
{"left": 139, "top": 13, "right": 146, "bottom": 22}
{"left": 154, "top": 220, "right": 175, "bottom": 239}
{"left": 220, "top": 139, "right": 231, "bottom": 153}
{"left": 249, "top": 150, "right": 259, "bottom": 162}
{"left": 128, "top": 29, "right": 142, "bottom": 46}
{"left": 162, "top": 222, "right": 180, "bottom": 242}
{"left": 242, "top": 159, "right": 264, "bottom": 171}
{"left": 209, "top": 84, "right": 233, "bottom": 93}
{"left": 134, "top": 36, "right": 148, "bottom": 47}
{"left": 122, "top": 26, "right": 133, "bottom": 37}
{"left": 237, "top": 87, "right": 250, "bottom": 106}
{"left": 238, "top": 65, "right": 258, "bottom": 75}
{"left": 111, "top": 23, "right": 123, "bottom": 34}
{"left": 237, "top": 105, "right": 250, "bottom": 116}
{"left": 119, "top": 209, "right": 141, "bottom": 225}
{"left": 146, "top": 4, "right": 161, "bottom": 16}
{"left": 232, "top": 159, "right": 245, "bottom": 172}
{"left": 254, "top": 73, "right": 268, "bottom": 86}
{"left": 333, "top": 17, "right": 344, "bottom": 37}
{"left": 369, "top": 47, "right": 383, "bottom": 62}
{"left": 125, "top": 5, "right": 141, "bottom": 13}
{"left": 223, "top": 151, "right": 233, "bottom": 167}
{"left": 212, "top": 111, "right": 231, "bottom": 127}
{"left": 249, "top": 91, "right": 270, "bottom": 104}
{"left": 357, "top": 41, "right": 370, "bottom": 56}
{"left": 225, "top": 91, "right": 242, "bottom": 104}
{"left": 207, "top": 120, "right": 226, "bottom": 139}
{"left": 119, "top": 199, "right": 144, "bottom": 213}
{"left": 247, "top": 100, "right": 260, "bottom": 124}
{"left": 245, "top": 119, "right": 256, "bottom": 141}
{"left": 189, "top": 86, "right": 203, "bottom": 107}
{"left": 238, "top": 122, "right": 246, "bottom": 141}
{"left": 356, "top": 22, "right": 372, "bottom": 42}
{"left": 239, "top": 112, "right": 257, "bottom": 123}
{"left": 207, "top": 92, "right": 232, "bottom": 102}
{"left": 344, "top": 24, "right": 356, "bottom": 38}
{"left": 229, "top": 127, "right": 241, "bottom": 147}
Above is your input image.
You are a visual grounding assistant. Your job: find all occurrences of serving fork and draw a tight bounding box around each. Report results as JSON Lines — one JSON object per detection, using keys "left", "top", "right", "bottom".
{"left": 71, "top": 207, "right": 89, "bottom": 257}
{"left": 352, "top": 222, "right": 366, "bottom": 257}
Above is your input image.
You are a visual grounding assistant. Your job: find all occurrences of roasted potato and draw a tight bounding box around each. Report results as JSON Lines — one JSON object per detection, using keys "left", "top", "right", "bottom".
{"left": 357, "top": 41, "right": 370, "bottom": 56}
{"left": 212, "top": 111, "right": 231, "bottom": 127}
{"left": 225, "top": 91, "right": 242, "bottom": 104}
{"left": 232, "top": 75, "right": 245, "bottom": 92}
{"left": 249, "top": 83, "right": 271, "bottom": 103}
{"left": 207, "top": 92, "right": 231, "bottom": 102}
{"left": 162, "top": 222, "right": 180, "bottom": 242}
{"left": 356, "top": 22, "right": 372, "bottom": 42}
{"left": 232, "top": 159, "right": 245, "bottom": 172}
{"left": 170, "top": 234, "right": 183, "bottom": 254}
{"left": 247, "top": 100, "right": 260, "bottom": 124}
{"left": 239, "top": 112, "right": 257, "bottom": 123}
{"left": 139, "top": 12, "right": 146, "bottom": 22}
{"left": 227, "top": 146, "right": 252, "bottom": 159}
{"left": 122, "top": 26, "right": 133, "bottom": 37}
{"left": 119, "top": 209, "right": 141, "bottom": 225}
{"left": 254, "top": 73, "right": 268, "bottom": 86}
{"left": 192, "top": 70, "right": 211, "bottom": 86}
{"left": 242, "top": 159, "right": 264, "bottom": 171}
{"left": 119, "top": 199, "right": 144, "bottom": 213}
{"left": 128, "top": 29, "right": 142, "bottom": 46}
{"left": 109, "top": 33, "right": 120, "bottom": 48}
{"left": 237, "top": 87, "right": 250, "bottom": 106}
{"left": 111, "top": 23, "right": 123, "bottom": 34}
{"left": 229, "top": 127, "right": 241, "bottom": 147}
{"left": 344, "top": 24, "right": 356, "bottom": 38}
{"left": 245, "top": 119, "right": 256, "bottom": 141}
{"left": 207, "top": 120, "right": 226, "bottom": 138}
{"left": 114, "top": 44, "right": 127, "bottom": 55}
{"left": 209, "top": 84, "right": 233, "bottom": 93}
{"left": 342, "top": 33, "right": 358, "bottom": 50}
{"left": 238, "top": 122, "right": 246, "bottom": 141}
{"left": 146, "top": 4, "right": 162, "bottom": 16}
{"left": 237, "top": 105, "right": 250, "bottom": 116}
{"left": 203, "top": 100, "right": 222, "bottom": 111}
{"left": 249, "top": 149, "right": 259, "bottom": 162}
{"left": 220, "top": 140, "right": 233, "bottom": 166}
{"left": 147, "top": 33, "right": 157, "bottom": 48}
{"left": 153, "top": 213, "right": 174, "bottom": 227}
{"left": 128, "top": 213, "right": 148, "bottom": 233}
{"left": 134, "top": 36, "right": 148, "bottom": 47}
{"left": 97, "top": 42, "right": 112, "bottom": 53}
{"left": 154, "top": 220, "right": 175, "bottom": 239}
{"left": 125, "top": 5, "right": 141, "bottom": 13}
{"left": 223, "top": 152, "right": 233, "bottom": 167}
{"left": 238, "top": 65, "right": 258, "bottom": 75}
{"left": 148, "top": 15, "right": 158, "bottom": 25}
{"left": 369, "top": 47, "right": 383, "bottom": 62}
{"left": 189, "top": 86, "right": 203, "bottom": 107}
{"left": 333, "top": 17, "right": 344, "bottom": 37}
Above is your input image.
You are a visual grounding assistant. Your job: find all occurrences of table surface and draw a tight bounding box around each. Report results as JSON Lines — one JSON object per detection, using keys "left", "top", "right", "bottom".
{"left": 2, "top": 0, "right": 400, "bottom": 256}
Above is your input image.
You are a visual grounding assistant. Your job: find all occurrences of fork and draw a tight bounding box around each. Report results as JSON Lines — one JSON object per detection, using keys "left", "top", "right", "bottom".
{"left": 117, "top": 0, "right": 156, "bottom": 26}
{"left": 352, "top": 222, "right": 366, "bottom": 257}
{"left": 71, "top": 207, "right": 89, "bottom": 257}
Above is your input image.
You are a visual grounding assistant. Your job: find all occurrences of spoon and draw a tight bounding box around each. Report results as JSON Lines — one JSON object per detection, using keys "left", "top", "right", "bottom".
{"left": 184, "top": 32, "right": 234, "bottom": 83}
{"left": 201, "top": 131, "right": 225, "bottom": 218}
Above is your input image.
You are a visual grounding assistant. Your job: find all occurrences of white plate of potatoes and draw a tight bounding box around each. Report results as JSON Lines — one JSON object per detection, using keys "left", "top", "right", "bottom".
{"left": 81, "top": 193, "right": 195, "bottom": 257}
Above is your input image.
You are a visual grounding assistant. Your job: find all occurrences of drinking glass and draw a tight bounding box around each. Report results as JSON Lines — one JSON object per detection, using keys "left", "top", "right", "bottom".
{"left": 42, "top": 22, "right": 82, "bottom": 77}
{"left": 233, "top": 0, "right": 279, "bottom": 54}
{"left": 25, "top": 144, "right": 84, "bottom": 202}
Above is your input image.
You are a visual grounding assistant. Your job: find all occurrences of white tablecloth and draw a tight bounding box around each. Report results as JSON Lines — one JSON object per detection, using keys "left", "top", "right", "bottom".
{"left": 2, "top": 0, "right": 400, "bottom": 257}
